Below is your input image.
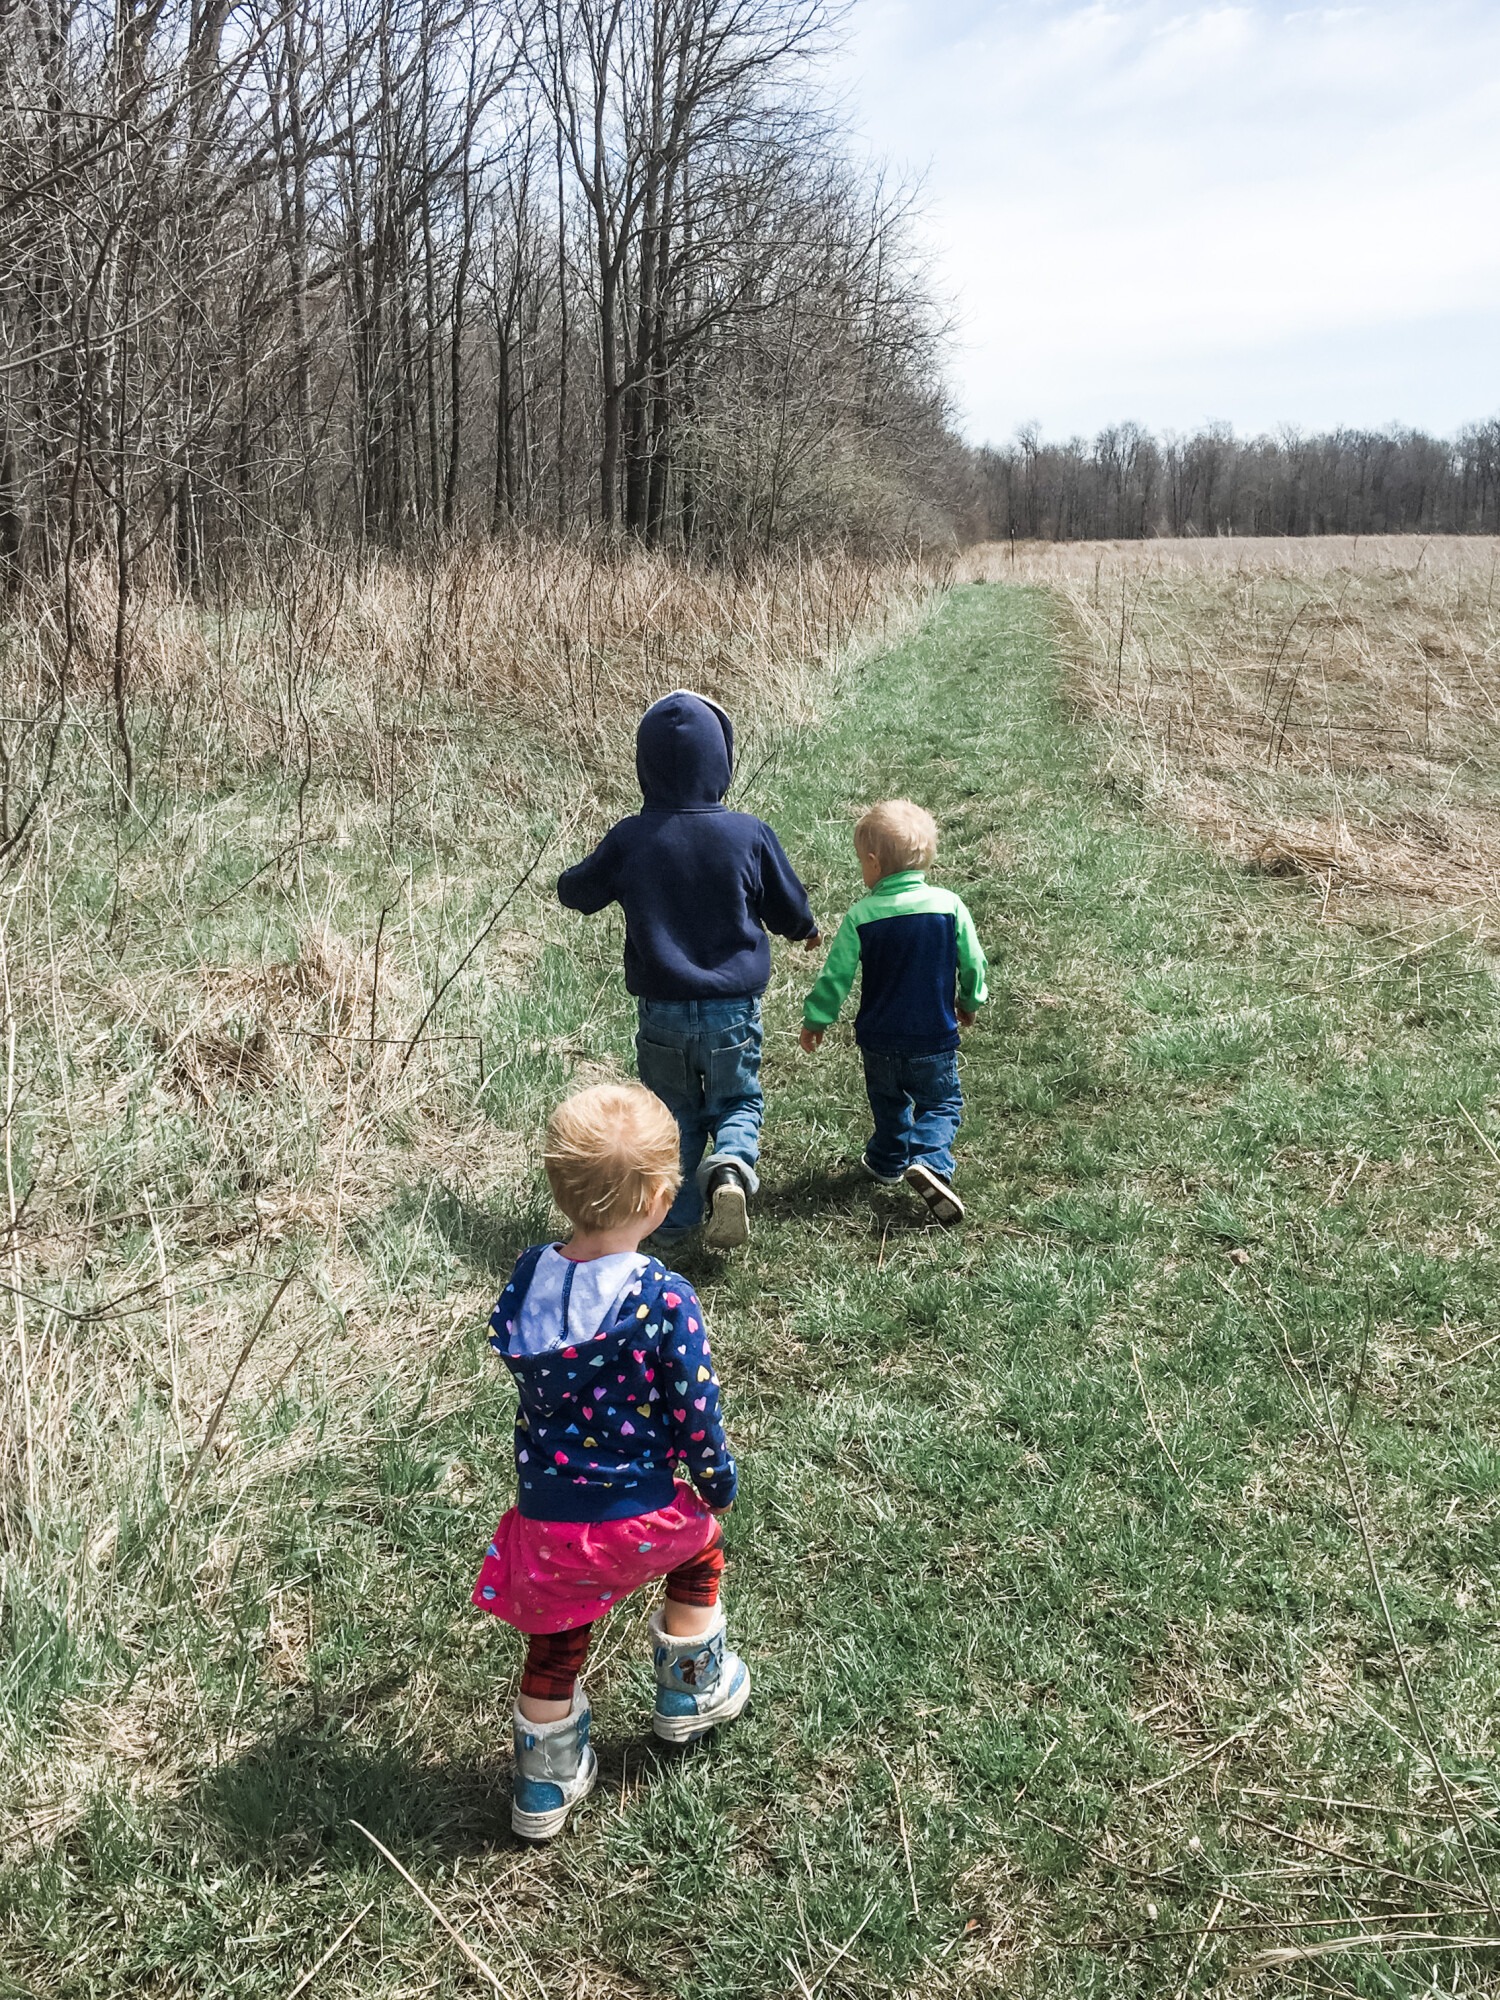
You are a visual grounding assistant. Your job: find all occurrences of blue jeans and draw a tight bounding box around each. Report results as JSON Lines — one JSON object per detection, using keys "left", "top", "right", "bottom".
{"left": 862, "top": 1049, "right": 963, "bottom": 1182}
{"left": 635, "top": 998, "right": 763, "bottom": 1230}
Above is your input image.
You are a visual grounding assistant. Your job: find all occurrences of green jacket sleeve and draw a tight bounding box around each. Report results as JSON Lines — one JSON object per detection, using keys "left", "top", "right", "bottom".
{"left": 956, "top": 899, "right": 988, "bottom": 1010}
{"left": 803, "top": 910, "right": 862, "bottom": 1029}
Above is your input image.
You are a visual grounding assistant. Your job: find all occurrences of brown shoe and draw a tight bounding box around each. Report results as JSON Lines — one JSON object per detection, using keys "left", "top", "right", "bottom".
{"left": 905, "top": 1162, "right": 964, "bottom": 1225}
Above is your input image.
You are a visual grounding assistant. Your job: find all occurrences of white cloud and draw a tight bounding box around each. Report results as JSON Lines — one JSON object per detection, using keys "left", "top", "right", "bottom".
{"left": 834, "top": 1, "right": 1500, "bottom": 441}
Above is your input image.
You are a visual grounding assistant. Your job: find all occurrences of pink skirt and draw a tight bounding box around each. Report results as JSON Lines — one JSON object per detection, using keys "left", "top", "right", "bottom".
{"left": 472, "top": 1483, "right": 720, "bottom": 1634}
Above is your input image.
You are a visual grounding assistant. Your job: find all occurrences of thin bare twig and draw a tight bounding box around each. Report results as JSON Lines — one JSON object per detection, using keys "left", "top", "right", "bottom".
{"left": 396, "top": 834, "right": 557, "bottom": 1077}
{"left": 875, "top": 1745, "right": 920, "bottom": 1922}
{"left": 284, "top": 1902, "right": 373, "bottom": 2000}
{"left": 1172, "top": 1890, "right": 1225, "bottom": 1999}
{"left": 1227, "top": 1931, "right": 1500, "bottom": 1978}
{"left": 170, "top": 1266, "right": 298, "bottom": 1515}
{"left": 350, "top": 1821, "right": 514, "bottom": 1997}
{"left": 1131, "top": 1340, "right": 1184, "bottom": 1479}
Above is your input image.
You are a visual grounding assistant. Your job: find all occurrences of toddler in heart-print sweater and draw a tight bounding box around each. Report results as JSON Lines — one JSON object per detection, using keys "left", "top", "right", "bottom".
{"left": 472, "top": 1081, "right": 750, "bottom": 1841}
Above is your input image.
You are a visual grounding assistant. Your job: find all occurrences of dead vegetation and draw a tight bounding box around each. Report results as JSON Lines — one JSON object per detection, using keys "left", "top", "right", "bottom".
{"left": 0, "top": 531, "right": 939, "bottom": 1386}
{"left": 966, "top": 534, "right": 1500, "bottom": 919}
{"left": 11, "top": 535, "right": 939, "bottom": 741}
{"left": 0, "top": 540, "right": 940, "bottom": 1935}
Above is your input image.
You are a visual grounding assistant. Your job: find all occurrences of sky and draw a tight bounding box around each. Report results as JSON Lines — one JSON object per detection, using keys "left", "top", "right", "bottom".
{"left": 833, "top": 2, "right": 1500, "bottom": 447}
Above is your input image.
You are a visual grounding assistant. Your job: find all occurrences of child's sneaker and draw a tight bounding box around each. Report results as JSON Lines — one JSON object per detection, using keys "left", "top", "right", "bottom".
{"left": 511, "top": 1689, "right": 598, "bottom": 1840}
{"left": 905, "top": 1161, "right": 964, "bottom": 1225}
{"left": 859, "top": 1152, "right": 905, "bottom": 1187}
{"left": 648, "top": 1607, "right": 751, "bottom": 1742}
{"left": 702, "top": 1164, "right": 750, "bottom": 1250}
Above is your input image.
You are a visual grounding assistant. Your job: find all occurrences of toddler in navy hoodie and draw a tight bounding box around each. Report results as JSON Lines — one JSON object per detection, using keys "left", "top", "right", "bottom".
{"left": 557, "top": 691, "right": 819, "bottom": 1250}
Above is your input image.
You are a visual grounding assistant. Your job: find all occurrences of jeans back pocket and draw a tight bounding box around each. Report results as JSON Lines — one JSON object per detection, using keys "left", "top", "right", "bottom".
{"left": 637, "top": 1036, "right": 691, "bottom": 1103}
{"left": 706, "top": 1037, "right": 760, "bottom": 1105}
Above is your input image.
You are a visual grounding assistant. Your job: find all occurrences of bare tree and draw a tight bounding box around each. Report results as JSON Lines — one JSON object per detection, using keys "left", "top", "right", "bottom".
{"left": 0, "top": 0, "right": 969, "bottom": 608}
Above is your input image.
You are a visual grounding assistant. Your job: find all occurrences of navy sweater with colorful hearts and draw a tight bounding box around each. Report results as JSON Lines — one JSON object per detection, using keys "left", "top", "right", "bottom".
{"left": 489, "top": 1246, "right": 737, "bottom": 1523}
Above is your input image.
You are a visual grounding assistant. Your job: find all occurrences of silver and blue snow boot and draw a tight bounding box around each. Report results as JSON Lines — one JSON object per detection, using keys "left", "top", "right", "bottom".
{"left": 649, "top": 1607, "right": 751, "bottom": 1743}
{"left": 511, "top": 1688, "right": 598, "bottom": 1840}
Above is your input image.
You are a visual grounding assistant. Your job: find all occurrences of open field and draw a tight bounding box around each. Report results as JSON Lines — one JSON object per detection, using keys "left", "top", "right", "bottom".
{"left": 967, "top": 536, "right": 1500, "bottom": 921}
{"left": 5, "top": 568, "right": 1500, "bottom": 1995}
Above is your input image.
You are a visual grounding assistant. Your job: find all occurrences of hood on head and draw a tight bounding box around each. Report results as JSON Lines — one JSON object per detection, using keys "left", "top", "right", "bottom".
{"left": 635, "top": 690, "right": 734, "bottom": 809}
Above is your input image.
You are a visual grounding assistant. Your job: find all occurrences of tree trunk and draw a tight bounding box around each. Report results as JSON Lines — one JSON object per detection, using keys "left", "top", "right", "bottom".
{"left": 443, "top": 135, "right": 476, "bottom": 529}
{"left": 283, "top": 4, "right": 313, "bottom": 517}
{"left": 0, "top": 431, "right": 23, "bottom": 590}
{"left": 554, "top": 101, "right": 568, "bottom": 533}
{"left": 598, "top": 247, "right": 620, "bottom": 528}
{"left": 492, "top": 334, "right": 512, "bottom": 529}
{"left": 419, "top": 25, "right": 441, "bottom": 521}
{"left": 623, "top": 170, "right": 660, "bottom": 534}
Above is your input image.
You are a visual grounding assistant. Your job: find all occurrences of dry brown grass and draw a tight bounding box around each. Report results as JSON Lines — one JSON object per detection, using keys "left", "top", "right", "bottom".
{"left": 965, "top": 535, "right": 1500, "bottom": 919}
{"left": 9, "top": 535, "right": 940, "bottom": 750}
{"left": 0, "top": 533, "right": 941, "bottom": 1695}
{"left": 0, "top": 537, "right": 951, "bottom": 2000}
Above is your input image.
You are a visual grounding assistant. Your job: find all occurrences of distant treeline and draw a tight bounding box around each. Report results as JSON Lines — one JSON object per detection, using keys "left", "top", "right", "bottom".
{"left": 976, "top": 422, "right": 1500, "bottom": 542}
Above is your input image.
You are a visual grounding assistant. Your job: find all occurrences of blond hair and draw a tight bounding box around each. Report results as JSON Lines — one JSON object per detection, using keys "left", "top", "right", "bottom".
{"left": 854, "top": 799, "right": 939, "bottom": 878}
{"left": 544, "top": 1083, "right": 682, "bottom": 1230}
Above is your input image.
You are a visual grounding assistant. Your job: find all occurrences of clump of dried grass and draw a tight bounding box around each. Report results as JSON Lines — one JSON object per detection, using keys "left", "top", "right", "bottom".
{"left": 970, "top": 535, "right": 1500, "bottom": 916}
{"left": 19, "top": 535, "right": 939, "bottom": 741}
{"left": 149, "top": 921, "right": 395, "bottom": 1108}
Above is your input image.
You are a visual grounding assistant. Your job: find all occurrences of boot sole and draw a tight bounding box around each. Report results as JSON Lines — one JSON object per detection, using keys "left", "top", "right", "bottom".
{"left": 510, "top": 1748, "right": 598, "bottom": 1841}
{"left": 905, "top": 1162, "right": 964, "bottom": 1225}
{"left": 652, "top": 1667, "right": 753, "bottom": 1743}
{"left": 702, "top": 1182, "right": 749, "bottom": 1250}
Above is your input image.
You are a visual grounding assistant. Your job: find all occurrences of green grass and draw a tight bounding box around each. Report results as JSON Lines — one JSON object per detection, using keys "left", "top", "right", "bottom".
{"left": 6, "top": 583, "right": 1500, "bottom": 1996}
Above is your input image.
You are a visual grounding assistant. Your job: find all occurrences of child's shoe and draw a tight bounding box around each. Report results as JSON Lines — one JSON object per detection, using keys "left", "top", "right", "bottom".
{"left": 905, "top": 1161, "right": 964, "bottom": 1225}
{"left": 511, "top": 1688, "right": 598, "bottom": 1840}
{"left": 859, "top": 1152, "right": 905, "bottom": 1186}
{"left": 702, "top": 1164, "right": 750, "bottom": 1250}
{"left": 648, "top": 1607, "right": 751, "bottom": 1742}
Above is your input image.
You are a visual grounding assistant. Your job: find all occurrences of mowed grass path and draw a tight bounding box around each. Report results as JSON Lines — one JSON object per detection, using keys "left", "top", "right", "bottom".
{"left": 13, "top": 584, "right": 1500, "bottom": 1997}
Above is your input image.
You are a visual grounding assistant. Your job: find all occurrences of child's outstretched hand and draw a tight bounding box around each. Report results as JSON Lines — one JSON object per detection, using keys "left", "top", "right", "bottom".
{"left": 799, "top": 1026, "right": 823, "bottom": 1054}
{"left": 958, "top": 1009, "right": 978, "bottom": 1028}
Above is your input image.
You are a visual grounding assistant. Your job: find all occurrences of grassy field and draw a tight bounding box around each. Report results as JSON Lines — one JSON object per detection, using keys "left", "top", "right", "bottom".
{"left": 968, "top": 535, "right": 1500, "bottom": 922}
{"left": 6, "top": 576, "right": 1500, "bottom": 1997}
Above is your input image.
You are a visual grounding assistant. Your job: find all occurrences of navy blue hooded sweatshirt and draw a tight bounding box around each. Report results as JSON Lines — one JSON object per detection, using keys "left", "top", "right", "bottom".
{"left": 556, "top": 691, "right": 817, "bottom": 1000}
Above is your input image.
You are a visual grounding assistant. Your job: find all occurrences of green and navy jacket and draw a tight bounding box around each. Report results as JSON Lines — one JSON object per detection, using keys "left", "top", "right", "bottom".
{"left": 803, "top": 869, "right": 988, "bottom": 1055}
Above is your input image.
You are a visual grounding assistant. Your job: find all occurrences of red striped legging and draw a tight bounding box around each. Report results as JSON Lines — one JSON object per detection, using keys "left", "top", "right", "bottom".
{"left": 520, "top": 1535, "right": 725, "bottom": 1701}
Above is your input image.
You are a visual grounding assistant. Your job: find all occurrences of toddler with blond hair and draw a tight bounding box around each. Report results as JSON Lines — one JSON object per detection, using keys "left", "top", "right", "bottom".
{"left": 801, "top": 801, "right": 987, "bottom": 1223}
{"left": 472, "top": 1082, "right": 748, "bottom": 1841}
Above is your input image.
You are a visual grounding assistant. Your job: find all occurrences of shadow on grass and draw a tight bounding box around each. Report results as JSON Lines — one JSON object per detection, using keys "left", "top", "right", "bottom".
{"left": 402, "top": 1164, "right": 928, "bottom": 1286}
{"left": 654, "top": 1166, "right": 929, "bottom": 1277}
{"left": 762, "top": 1163, "right": 864, "bottom": 1213}
{"left": 760, "top": 1163, "right": 935, "bottom": 1234}
{"left": 195, "top": 1715, "right": 506, "bottom": 1867}
{"left": 194, "top": 1707, "right": 709, "bottom": 1867}
{"left": 423, "top": 1183, "right": 553, "bottom": 1279}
